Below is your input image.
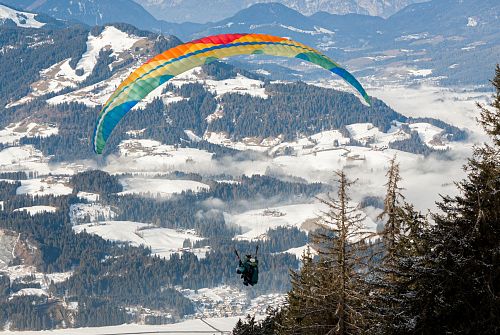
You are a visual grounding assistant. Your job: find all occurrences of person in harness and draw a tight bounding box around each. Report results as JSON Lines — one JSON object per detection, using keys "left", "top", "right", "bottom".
{"left": 235, "top": 246, "right": 259, "bottom": 286}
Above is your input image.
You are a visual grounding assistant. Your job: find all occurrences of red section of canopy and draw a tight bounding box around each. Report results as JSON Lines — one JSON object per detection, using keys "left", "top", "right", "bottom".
{"left": 191, "top": 33, "right": 248, "bottom": 45}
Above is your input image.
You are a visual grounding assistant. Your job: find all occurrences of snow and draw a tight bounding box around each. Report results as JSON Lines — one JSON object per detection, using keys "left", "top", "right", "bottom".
{"left": 10, "top": 288, "right": 48, "bottom": 300}
{"left": 184, "top": 129, "right": 202, "bottom": 142}
{"left": 119, "top": 177, "right": 209, "bottom": 198}
{"left": 0, "top": 121, "right": 58, "bottom": 145}
{"left": 0, "top": 317, "right": 240, "bottom": 334}
{"left": 467, "top": 17, "right": 478, "bottom": 27}
{"left": 270, "top": 130, "right": 349, "bottom": 156}
{"left": 0, "top": 145, "right": 82, "bottom": 176}
{"left": 0, "top": 146, "right": 56, "bottom": 174}
{"left": 0, "top": 4, "right": 45, "bottom": 28}
{"left": 47, "top": 69, "right": 131, "bottom": 107}
{"left": 73, "top": 221, "right": 202, "bottom": 259}
{"left": 75, "top": 26, "right": 143, "bottom": 80}
{"left": 206, "top": 104, "right": 224, "bottom": 124}
{"left": 282, "top": 245, "right": 317, "bottom": 259}
{"left": 104, "top": 139, "right": 214, "bottom": 174}
{"left": 8, "top": 59, "right": 81, "bottom": 105}
{"left": 69, "top": 203, "right": 116, "bottom": 225}
{"left": 278, "top": 24, "right": 335, "bottom": 35}
{"left": 409, "top": 123, "right": 448, "bottom": 148}
{"left": 255, "top": 69, "right": 271, "bottom": 76}
{"left": 408, "top": 69, "right": 433, "bottom": 77}
{"left": 1, "top": 265, "right": 72, "bottom": 292}
{"left": 0, "top": 231, "right": 17, "bottom": 267}
{"left": 76, "top": 191, "right": 99, "bottom": 202}
{"left": 172, "top": 70, "right": 268, "bottom": 99}
{"left": 13, "top": 206, "right": 57, "bottom": 215}
{"left": 204, "top": 131, "right": 274, "bottom": 152}
{"left": 395, "top": 33, "right": 428, "bottom": 41}
{"left": 226, "top": 202, "right": 328, "bottom": 240}
{"left": 38, "top": 27, "right": 149, "bottom": 107}
{"left": 346, "top": 123, "right": 409, "bottom": 148}
{"left": 2, "top": 265, "right": 72, "bottom": 305}
{"left": 205, "top": 74, "right": 267, "bottom": 99}
{"left": 205, "top": 124, "right": 408, "bottom": 155}
{"left": 16, "top": 177, "right": 72, "bottom": 197}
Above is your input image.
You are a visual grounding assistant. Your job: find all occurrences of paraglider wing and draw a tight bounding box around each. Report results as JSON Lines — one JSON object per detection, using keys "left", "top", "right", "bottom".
{"left": 93, "top": 33, "right": 371, "bottom": 154}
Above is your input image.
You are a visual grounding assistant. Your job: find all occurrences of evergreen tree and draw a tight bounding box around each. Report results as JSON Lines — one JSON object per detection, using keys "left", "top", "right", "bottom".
{"left": 370, "top": 201, "right": 430, "bottom": 335}
{"left": 279, "top": 248, "right": 326, "bottom": 335}
{"left": 413, "top": 65, "right": 500, "bottom": 334}
{"left": 377, "top": 155, "right": 404, "bottom": 255}
{"left": 280, "top": 171, "right": 372, "bottom": 335}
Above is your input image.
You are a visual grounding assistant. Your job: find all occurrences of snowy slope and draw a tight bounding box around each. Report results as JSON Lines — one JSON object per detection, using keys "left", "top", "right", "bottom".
{"left": 9, "top": 26, "right": 151, "bottom": 107}
{"left": 346, "top": 122, "right": 410, "bottom": 148}
{"left": 76, "top": 26, "right": 144, "bottom": 80}
{"left": 0, "top": 4, "right": 45, "bottom": 28}
{"left": 73, "top": 221, "right": 203, "bottom": 259}
{"left": 228, "top": 200, "right": 378, "bottom": 241}
{"left": 16, "top": 177, "right": 72, "bottom": 197}
{"left": 0, "top": 121, "right": 58, "bottom": 145}
{"left": 0, "top": 317, "right": 240, "bottom": 335}
{"left": 104, "top": 139, "right": 214, "bottom": 174}
{"left": 227, "top": 202, "right": 328, "bottom": 240}
{"left": 119, "top": 177, "right": 210, "bottom": 198}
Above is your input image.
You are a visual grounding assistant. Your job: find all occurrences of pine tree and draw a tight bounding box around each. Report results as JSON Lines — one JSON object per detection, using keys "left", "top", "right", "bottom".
{"left": 293, "top": 171, "right": 372, "bottom": 335}
{"left": 371, "top": 203, "right": 431, "bottom": 334}
{"left": 377, "top": 155, "right": 404, "bottom": 257}
{"left": 413, "top": 65, "right": 500, "bottom": 334}
{"left": 279, "top": 247, "right": 326, "bottom": 335}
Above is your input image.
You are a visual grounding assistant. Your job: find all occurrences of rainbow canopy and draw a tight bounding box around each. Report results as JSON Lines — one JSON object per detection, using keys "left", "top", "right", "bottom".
{"left": 93, "top": 33, "right": 370, "bottom": 154}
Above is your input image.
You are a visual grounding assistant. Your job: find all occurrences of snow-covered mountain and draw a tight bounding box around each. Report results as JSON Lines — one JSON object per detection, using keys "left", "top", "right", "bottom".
{"left": 0, "top": 3, "right": 46, "bottom": 28}
{"left": 135, "top": 0, "right": 426, "bottom": 23}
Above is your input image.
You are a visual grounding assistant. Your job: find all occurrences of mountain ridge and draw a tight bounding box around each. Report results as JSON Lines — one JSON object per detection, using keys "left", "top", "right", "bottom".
{"left": 135, "top": 0, "right": 427, "bottom": 23}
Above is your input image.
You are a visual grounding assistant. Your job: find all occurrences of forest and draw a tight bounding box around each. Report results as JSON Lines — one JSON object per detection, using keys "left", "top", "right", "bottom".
{"left": 0, "top": 171, "right": 318, "bottom": 330}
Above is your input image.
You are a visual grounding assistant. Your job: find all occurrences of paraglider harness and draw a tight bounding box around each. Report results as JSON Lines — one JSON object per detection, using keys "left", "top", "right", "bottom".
{"left": 235, "top": 246, "right": 259, "bottom": 286}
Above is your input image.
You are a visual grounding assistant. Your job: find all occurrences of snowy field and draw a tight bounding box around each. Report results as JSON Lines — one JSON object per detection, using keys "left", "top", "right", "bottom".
{"left": 16, "top": 177, "right": 72, "bottom": 197}
{"left": 1, "top": 317, "right": 240, "bottom": 335}
{"left": 227, "top": 202, "right": 328, "bottom": 240}
{"left": 73, "top": 221, "right": 204, "bottom": 259}
{"left": 0, "top": 121, "right": 58, "bottom": 145}
{"left": 227, "top": 201, "right": 379, "bottom": 241}
{"left": 119, "top": 177, "right": 210, "bottom": 198}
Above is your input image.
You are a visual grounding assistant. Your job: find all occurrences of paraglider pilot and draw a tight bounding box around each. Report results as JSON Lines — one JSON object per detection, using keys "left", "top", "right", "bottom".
{"left": 235, "top": 247, "right": 259, "bottom": 286}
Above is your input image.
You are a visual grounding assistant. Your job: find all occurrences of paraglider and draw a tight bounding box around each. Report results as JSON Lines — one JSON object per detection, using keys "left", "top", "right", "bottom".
{"left": 92, "top": 33, "right": 371, "bottom": 154}
{"left": 235, "top": 246, "right": 259, "bottom": 286}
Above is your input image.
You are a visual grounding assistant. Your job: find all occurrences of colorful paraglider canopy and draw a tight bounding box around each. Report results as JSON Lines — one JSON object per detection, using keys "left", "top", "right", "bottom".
{"left": 93, "top": 33, "right": 371, "bottom": 154}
